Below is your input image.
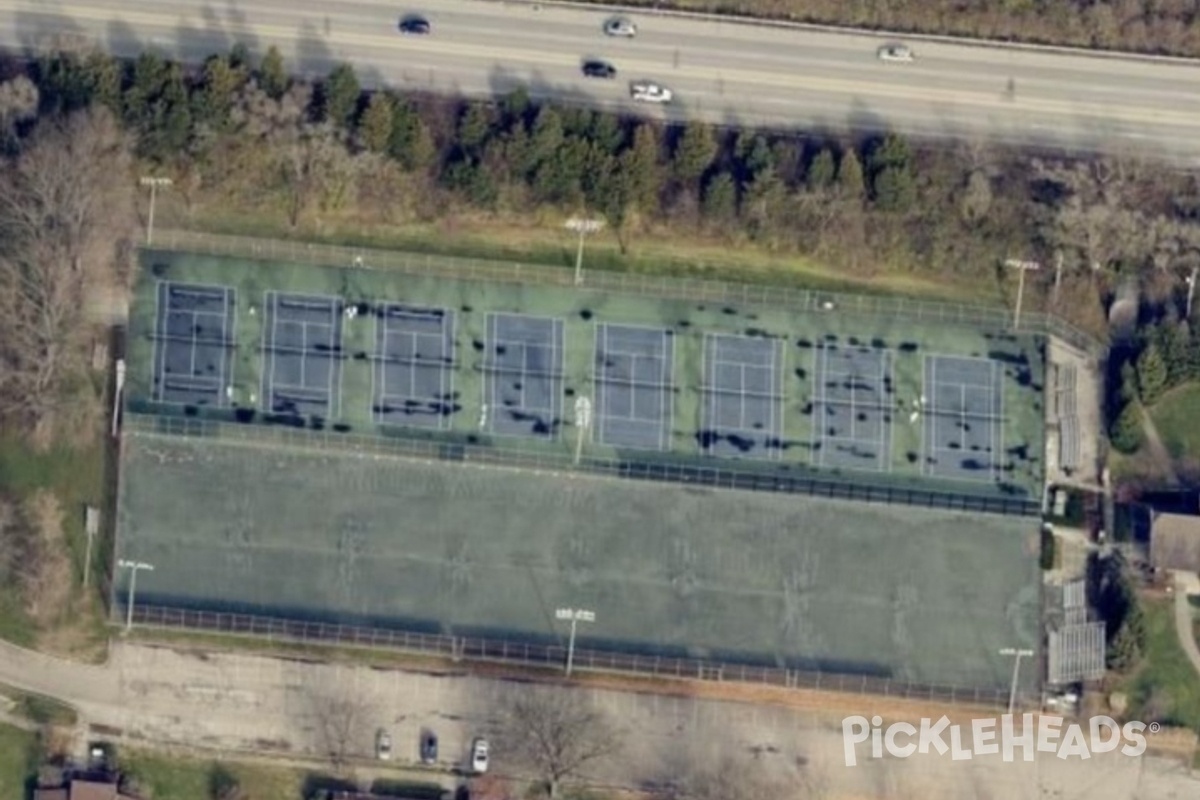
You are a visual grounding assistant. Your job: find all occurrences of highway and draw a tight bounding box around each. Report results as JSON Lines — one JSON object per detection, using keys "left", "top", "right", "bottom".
{"left": 3, "top": 0, "right": 1200, "bottom": 159}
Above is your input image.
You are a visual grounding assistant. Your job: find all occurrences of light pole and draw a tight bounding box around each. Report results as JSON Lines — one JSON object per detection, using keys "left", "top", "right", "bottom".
{"left": 565, "top": 218, "right": 604, "bottom": 286}
{"left": 573, "top": 396, "right": 592, "bottom": 466}
{"left": 1004, "top": 259, "right": 1040, "bottom": 331}
{"left": 118, "top": 559, "right": 155, "bottom": 633}
{"left": 140, "top": 176, "right": 173, "bottom": 246}
{"left": 1186, "top": 267, "right": 1199, "bottom": 321}
{"left": 555, "top": 607, "right": 595, "bottom": 676}
{"left": 999, "top": 647, "right": 1034, "bottom": 715}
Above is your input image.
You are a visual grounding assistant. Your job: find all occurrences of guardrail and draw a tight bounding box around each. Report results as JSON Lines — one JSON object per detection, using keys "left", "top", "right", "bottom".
{"left": 150, "top": 229, "right": 1105, "bottom": 358}
{"left": 126, "top": 603, "right": 1013, "bottom": 711}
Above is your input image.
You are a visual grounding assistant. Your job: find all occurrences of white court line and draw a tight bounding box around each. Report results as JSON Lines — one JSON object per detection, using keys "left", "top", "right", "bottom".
{"left": 446, "top": 310, "right": 458, "bottom": 432}
{"left": 370, "top": 308, "right": 383, "bottom": 425}
{"left": 483, "top": 313, "right": 495, "bottom": 434}
{"left": 924, "top": 354, "right": 934, "bottom": 477}
{"left": 553, "top": 317, "right": 565, "bottom": 440}
{"left": 879, "top": 350, "right": 893, "bottom": 472}
{"left": 326, "top": 299, "right": 337, "bottom": 419}
{"left": 816, "top": 345, "right": 828, "bottom": 468}
{"left": 659, "top": 329, "right": 672, "bottom": 452}
{"left": 993, "top": 360, "right": 1005, "bottom": 484}
{"left": 226, "top": 288, "right": 238, "bottom": 409}
{"left": 259, "top": 291, "right": 272, "bottom": 411}
{"left": 438, "top": 315, "right": 450, "bottom": 430}
{"left": 151, "top": 280, "right": 167, "bottom": 403}
{"left": 774, "top": 337, "right": 785, "bottom": 461}
{"left": 592, "top": 322, "right": 602, "bottom": 445}
{"left": 299, "top": 320, "right": 309, "bottom": 388}
{"left": 214, "top": 290, "right": 229, "bottom": 407}
{"left": 702, "top": 332, "right": 714, "bottom": 453}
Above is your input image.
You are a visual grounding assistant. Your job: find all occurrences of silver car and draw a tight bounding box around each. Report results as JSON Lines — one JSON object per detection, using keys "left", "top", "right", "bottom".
{"left": 630, "top": 81, "right": 673, "bottom": 104}
{"left": 877, "top": 43, "right": 915, "bottom": 63}
{"left": 604, "top": 17, "right": 637, "bottom": 37}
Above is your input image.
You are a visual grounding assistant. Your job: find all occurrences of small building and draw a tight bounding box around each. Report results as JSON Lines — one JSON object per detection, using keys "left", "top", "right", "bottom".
{"left": 1150, "top": 512, "right": 1200, "bottom": 574}
{"left": 34, "top": 780, "right": 138, "bottom": 800}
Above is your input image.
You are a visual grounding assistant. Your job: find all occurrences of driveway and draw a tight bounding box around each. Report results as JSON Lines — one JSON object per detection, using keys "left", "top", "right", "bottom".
{"left": 1174, "top": 572, "right": 1200, "bottom": 680}
{"left": 1, "top": 638, "right": 1198, "bottom": 799}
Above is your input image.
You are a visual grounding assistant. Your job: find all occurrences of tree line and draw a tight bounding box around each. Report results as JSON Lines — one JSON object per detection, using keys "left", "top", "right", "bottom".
{"left": 20, "top": 42, "right": 1200, "bottom": 329}
{"left": 587, "top": 0, "right": 1200, "bottom": 60}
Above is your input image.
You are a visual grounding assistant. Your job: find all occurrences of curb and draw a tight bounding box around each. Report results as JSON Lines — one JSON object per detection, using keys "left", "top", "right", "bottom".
{"left": 481, "top": 0, "right": 1200, "bottom": 66}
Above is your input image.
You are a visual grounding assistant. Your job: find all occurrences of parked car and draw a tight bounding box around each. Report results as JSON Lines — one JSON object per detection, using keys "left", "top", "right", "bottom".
{"left": 582, "top": 59, "right": 617, "bottom": 79}
{"left": 604, "top": 17, "right": 637, "bottom": 38}
{"left": 471, "top": 737, "right": 489, "bottom": 773}
{"left": 399, "top": 15, "right": 431, "bottom": 35}
{"left": 629, "top": 81, "right": 673, "bottom": 104}
{"left": 376, "top": 729, "right": 393, "bottom": 760}
{"left": 420, "top": 731, "right": 438, "bottom": 764}
{"left": 877, "top": 43, "right": 914, "bottom": 63}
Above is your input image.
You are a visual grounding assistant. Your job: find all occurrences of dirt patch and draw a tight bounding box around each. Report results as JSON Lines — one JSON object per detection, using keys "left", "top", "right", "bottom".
{"left": 22, "top": 491, "right": 71, "bottom": 628}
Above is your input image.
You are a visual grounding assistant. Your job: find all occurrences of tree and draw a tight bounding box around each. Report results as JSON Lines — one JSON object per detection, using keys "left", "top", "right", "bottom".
{"left": 868, "top": 133, "right": 916, "bottom": 212}
{"left": 321, "top": 63, "right": 360, "bottom": 128}
{"left": 672, "top": 120, "right": 717, "bottom": 185}
{"left": 0, "top": 108, "right": 135, "bottom": 430}
{"left": 959, "top": 169, "right": 993, "bottom": 225}
{"left": 258, "top": 46, "right": 288, "bottom": 99}
{"left": 621, "top": 122, "right": 663, "bottom": 214}
{"left": 457, "top": 101, "right": 493, "bottom": 153}
{"left": 527, "top": 106, "right": 564, "bottom": 175}
{"left": 358, "top": 92, "right": 395, "bottom": 153}
{"left": 208, "top": 764, "right": 244, "bottom": 800}
{"left": 1136, "top": 341, "right": 1168, "bottom": 404}
{"left": 1109, "top": 400, "right": 1143, "bottom": 454}
{"left": 835, "top": 149, "right": 864, "bottom": 200}
{"left": 308, "top": 685, "right": 367, "bottom": 771}
{"left": 389, "top": 99, "right": 436, "bottom": 171}
{"left": 702, "top": 171, "right": 737, "bottom": 223}
{"left": 496, "top": 688, "right": 621, "bottom": 799}
{"left": 805, "top": 147, "right": 835, "bottom": 193}
{"left": 193, "top": 54, "right": 247, "bottom": 134}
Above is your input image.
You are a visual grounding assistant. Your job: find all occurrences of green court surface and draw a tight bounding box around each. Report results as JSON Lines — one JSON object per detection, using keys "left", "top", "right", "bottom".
{"left": 127, "top": 250, "right": 1047, "bottom": 502}
{"left": 115, "top": 426, "right": 1040, "bottom": 690}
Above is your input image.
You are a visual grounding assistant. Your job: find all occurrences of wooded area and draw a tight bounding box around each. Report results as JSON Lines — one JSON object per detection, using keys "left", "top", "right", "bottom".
{"left": 585, "top": 0, "right": 1200, "bottom": 59}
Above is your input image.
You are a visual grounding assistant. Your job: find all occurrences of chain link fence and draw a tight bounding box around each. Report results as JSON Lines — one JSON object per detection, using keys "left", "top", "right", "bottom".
{"left": 127, "top": 603, "right": 1012, "bottom": 710}
{"left": 151, "top": 229, "right": 1106, "bottom": 358}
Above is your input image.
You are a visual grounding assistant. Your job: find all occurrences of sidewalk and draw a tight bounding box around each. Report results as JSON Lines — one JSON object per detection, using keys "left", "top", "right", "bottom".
{"left": 1173, "top": 571, "right": 1200, "bottom": 679}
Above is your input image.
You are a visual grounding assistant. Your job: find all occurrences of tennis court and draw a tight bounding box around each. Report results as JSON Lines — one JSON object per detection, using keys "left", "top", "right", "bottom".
{"left": 484, "top": 312, "right": 565, "bottom": 439}
{"left": 593, "top": 323, "right": 674, "bottom": 450}
{"left": 261, "top": 291, "right": 344, "bottom": 419}
{"left": 922, "top": 355, "right": 1005, "bottom": 482}
{"left": 813, "top": 343, "right": 894, "bottom": 471}
{"left": 373, "top": 304, "right": 456, "bottom": 429}
{"left": 152, "top": 281, "right": 236, "bottom": 406}
{"left": 700, "top": 333, "right": 785, "bottom": 459}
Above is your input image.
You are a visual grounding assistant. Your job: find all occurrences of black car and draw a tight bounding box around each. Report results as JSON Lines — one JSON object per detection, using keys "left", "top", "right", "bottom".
{"left": 420, "top": 731, "right": 438, "bottom": 764}
{"left": 399, "top": 15, "right": 431, "bottom": 35}
{"left": 581, "top": 59, "right": 617, "bottom": 79}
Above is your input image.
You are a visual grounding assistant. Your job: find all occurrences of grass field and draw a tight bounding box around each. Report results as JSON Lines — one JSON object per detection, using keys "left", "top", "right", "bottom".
{"left": 120, "top": 750, "right": 304, "bottom": 800}
{"left": 1121, "top": 598, "right": 1200, "bottom": 732}
{"left": 116, "top": 428, "right": 1040, "bottom": 689}
{"left": 127, "top": 249, "right": 1046, "bottom": 500}
{"left": 1149, "top": 382, "right": 1200, "bottom": 461}
{"left": 0, "top": 723, "right": 38, "bottom": 800}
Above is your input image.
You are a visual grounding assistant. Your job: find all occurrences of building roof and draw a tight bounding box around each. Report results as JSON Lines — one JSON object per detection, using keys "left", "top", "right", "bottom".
{"left": 1151, "top": 513, "right": 1200, "bottom": 573}
{"left": 33, "top": 790, "right": 69, "bottom": 800}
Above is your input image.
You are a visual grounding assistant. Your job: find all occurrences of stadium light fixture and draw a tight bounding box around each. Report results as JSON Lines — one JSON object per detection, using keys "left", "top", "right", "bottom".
{"left": 999, "top": 646, "right": 1034, "bottom": 715}
{"left": 565, "top": 218, "right": 604, "bottom": 286}
{"left": 118, "top": 559, "right": 155, "bottom": 633}
{"left": 140, "top": 176, "right": 173, "bottom": 246}
{"left": 1003, "top": 259, "right": 1040, "bottom": 331}
{"left": 555, "top": 607, "right": 596, "bottom": 676}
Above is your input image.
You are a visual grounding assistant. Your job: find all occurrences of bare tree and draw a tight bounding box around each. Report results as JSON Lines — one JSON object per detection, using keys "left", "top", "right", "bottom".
{"left": 308, "top": 684, "right": 368, "bottom": 771}
{"left": 0, "top": 107, "right": 134, "bottom": 432}
{"left": 496, "top": 687, "right": 622, "bottom": 799}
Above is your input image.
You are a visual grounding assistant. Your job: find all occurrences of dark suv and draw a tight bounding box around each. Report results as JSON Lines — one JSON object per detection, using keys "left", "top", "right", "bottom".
{"left": 399, "top": 15, "right": 431, "bottom": 35}
{"left": 420, "top": 730, "right": 438, "bottom": 764}
{"left": 581, "top": 59, "right": 617, "bottom": 79}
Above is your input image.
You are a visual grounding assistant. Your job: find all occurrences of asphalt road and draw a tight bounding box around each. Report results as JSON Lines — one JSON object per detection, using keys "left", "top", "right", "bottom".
{"left": 3, "top": 0, "right": 1200, "bottom": 159}
{"left": 2, "top": 639, "right": 1200, "bottom": 798}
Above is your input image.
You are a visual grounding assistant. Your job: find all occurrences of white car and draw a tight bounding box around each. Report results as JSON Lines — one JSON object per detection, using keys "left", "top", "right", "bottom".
{"left": 471, "top": 737, "right": 490, "bottom": 773}
{"left": 375, "top": 729, "right": 392, "bottom": 761}
{"left": 877, "top": 43, "right": 915, "bottom": 63}
{"left": 630, "top": 81, "right": 673, "bottom": 104}
{"left": 604, "top": 17, "right": 637, "bottom": 37}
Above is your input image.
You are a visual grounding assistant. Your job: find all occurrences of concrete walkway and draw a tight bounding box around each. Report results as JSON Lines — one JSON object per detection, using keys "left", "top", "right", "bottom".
{"left": 1174, "top": 571, "right": 1200, "bottom": 679}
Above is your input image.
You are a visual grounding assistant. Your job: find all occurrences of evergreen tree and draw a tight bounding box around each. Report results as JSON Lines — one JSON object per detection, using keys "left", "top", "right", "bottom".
{"left": 457, "top": 101, "right": 493, "bottom": 153}
{"left": 1110, "top": 400, "right": 1143, "bottom": 454}
{"left": 672, "top": 120, "right": 717, "bottom": 185}
{"left": 868, "top": 132, "right": 916, "bottom": 212}
{"left": 805, "top": 148, "right": 836, "bottom": 193}
{"left": 835, "top": 149, "right": 865, "bottom": 200}
{"left": 259, "top": 46, "right": 288, "bottom": 99}
{"left": 702, "top": 171, "right": 737, "bottom": 222}
{"left": 359, "top": 93, "right": 395, "bottom": 153}
{"left": 621, "top": 123, "right": 663, "bottom": 213}
{"left": 322, "top": 63, "right": 361, "bottom": 128}
{"left": 1136, "top": 341, "right": 1168, "bottom": 405}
